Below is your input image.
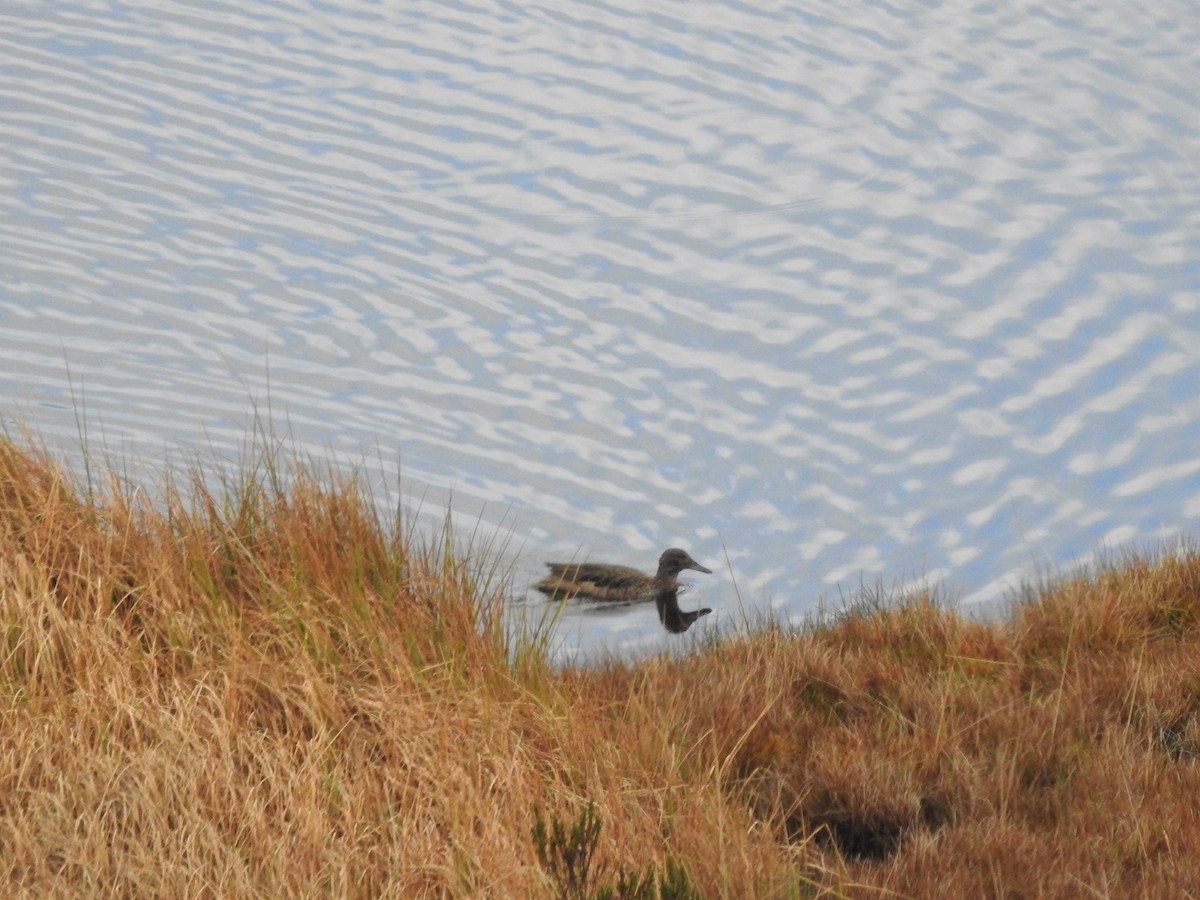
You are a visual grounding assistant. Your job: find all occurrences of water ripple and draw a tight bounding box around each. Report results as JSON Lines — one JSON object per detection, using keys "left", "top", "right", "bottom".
{"left": 2, "top": 0, "right": 1199, "bottom": 655}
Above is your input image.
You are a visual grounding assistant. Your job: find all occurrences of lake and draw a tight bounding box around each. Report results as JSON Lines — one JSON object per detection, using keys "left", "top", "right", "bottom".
{"left": 2, "top": 0, "right": 1198, "bottom": 660}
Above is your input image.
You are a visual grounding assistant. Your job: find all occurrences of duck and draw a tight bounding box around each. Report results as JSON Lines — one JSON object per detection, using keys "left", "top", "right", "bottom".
{"left": 655, "top": 589, "right": 712, "bottom": 634}
{"left": 535, "top": 547, "right": 713, "bottom": 602}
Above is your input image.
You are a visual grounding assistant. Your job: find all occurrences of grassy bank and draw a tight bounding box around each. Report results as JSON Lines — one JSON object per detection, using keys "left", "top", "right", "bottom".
{"left": 2, "top": 435, "right": 1200, "bottom": 897}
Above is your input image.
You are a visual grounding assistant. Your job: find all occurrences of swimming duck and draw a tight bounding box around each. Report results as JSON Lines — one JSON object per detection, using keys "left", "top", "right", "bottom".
{"left": 655, "top": 589, "right": 712, "bottom": 634}
{"left": 535, "top": 547, "right": 713, "bottom": 602}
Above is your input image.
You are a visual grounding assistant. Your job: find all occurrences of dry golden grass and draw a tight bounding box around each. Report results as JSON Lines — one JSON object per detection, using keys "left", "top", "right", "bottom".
{"left": 4, "top": 432, "right": 1200, "bottom": 898}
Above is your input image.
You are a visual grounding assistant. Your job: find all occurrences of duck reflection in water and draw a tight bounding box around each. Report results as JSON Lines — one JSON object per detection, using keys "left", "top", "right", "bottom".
{"left": 654, "top": 588, "right": 711, "bottom": 634}
{"left": 535, "top": 547, "right": 714, "bottom": 634}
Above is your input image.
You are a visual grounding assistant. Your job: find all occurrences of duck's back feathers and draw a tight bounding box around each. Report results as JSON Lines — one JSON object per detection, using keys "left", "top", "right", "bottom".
{"left": 535, "top": 563, "right": 654, "bottom": 602}
{"left": 534, "top": 547, "right": 712, "bottom": 602}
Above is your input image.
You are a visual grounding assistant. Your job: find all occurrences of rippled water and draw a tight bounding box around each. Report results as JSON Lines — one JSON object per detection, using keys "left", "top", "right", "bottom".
{"left": 3, "top": 0, "right": 1199, "bottom": 659}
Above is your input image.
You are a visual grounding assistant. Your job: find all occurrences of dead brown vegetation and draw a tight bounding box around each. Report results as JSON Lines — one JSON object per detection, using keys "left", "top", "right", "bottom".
{"left": 3, "top": 434, "right": 1200, "bottom": 898}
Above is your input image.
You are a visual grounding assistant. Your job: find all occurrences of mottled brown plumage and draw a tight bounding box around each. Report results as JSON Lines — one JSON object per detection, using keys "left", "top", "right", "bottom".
{"left": 535, "top": 547, "right": 712, "bottom": 602}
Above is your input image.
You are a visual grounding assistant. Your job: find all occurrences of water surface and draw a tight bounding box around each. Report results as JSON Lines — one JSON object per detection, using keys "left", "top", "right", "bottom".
{"left": 2, "top": 0, "right": 1199, "bottom": 658}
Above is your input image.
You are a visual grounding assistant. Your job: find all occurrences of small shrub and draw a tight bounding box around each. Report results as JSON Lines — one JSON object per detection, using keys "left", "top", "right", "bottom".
{"left": 532, "top": 803, "right": 700, "bottom": 900}
{"left": 533, "top": 802, "right": 605, "bottom": 900}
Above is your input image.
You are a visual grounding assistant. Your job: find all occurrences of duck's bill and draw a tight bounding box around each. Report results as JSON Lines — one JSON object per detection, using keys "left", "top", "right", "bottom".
{"left": 688, "top": 562, "right": 713, "bottom": 574}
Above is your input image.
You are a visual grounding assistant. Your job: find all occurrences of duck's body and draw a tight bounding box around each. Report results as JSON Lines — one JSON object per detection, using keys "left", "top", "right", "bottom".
{"left": 535, "top": 547, "right": 712, "bottom": 602}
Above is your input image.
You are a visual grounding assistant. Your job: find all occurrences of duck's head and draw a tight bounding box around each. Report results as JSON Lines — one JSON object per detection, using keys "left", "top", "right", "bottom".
{"left": 657, "top": 548, "right": 712, "bottom": 577}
